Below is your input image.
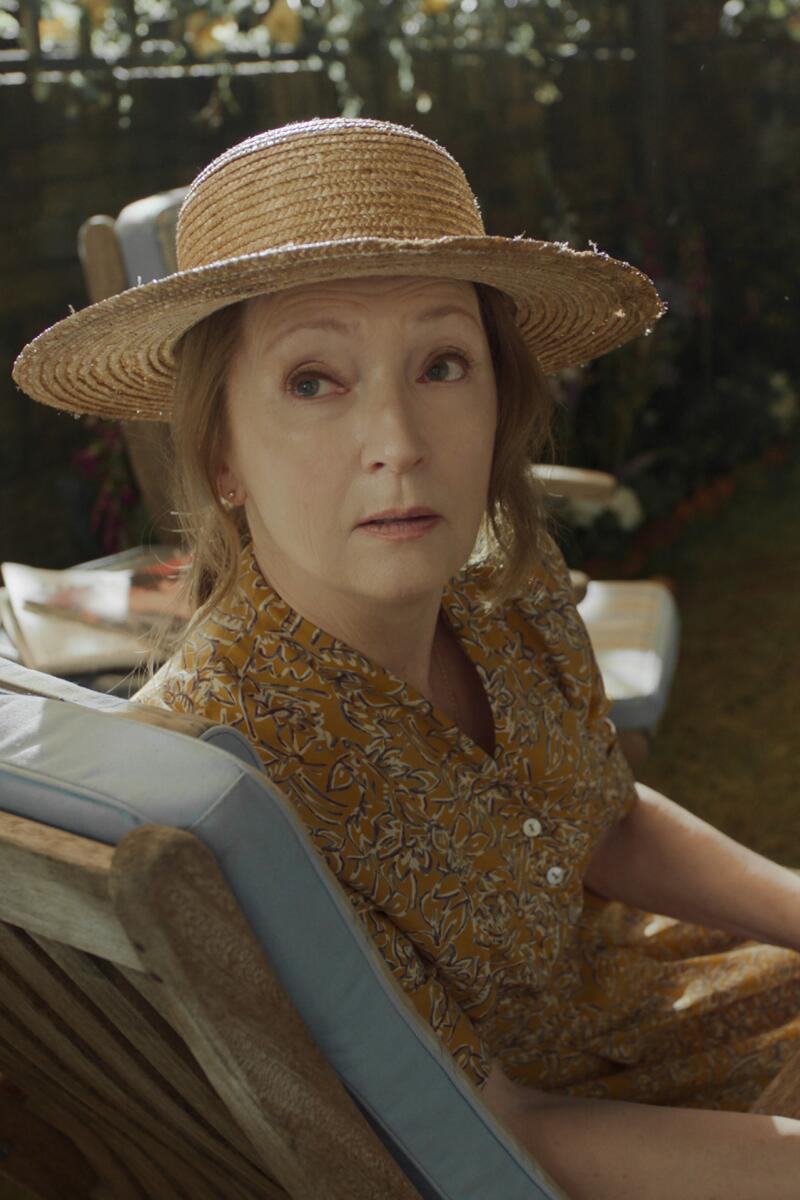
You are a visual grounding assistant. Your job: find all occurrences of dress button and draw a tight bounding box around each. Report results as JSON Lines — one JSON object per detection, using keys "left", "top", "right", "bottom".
{"left": 522, "top": 817, "right": 543, "bottom": 838}
{"left": 546, "top": 865, "right": 565, "bottom": 886}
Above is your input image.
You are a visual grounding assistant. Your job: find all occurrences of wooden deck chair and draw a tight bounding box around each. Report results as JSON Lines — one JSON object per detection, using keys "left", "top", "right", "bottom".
{"left": 0, "top": 657, "right": 565, "bottom": 1200}
{"left": 4, "top": 666, "right": 800, "bottom": 1200}
{"left": 76, "top": 191, "right": 680, "bottom": 771}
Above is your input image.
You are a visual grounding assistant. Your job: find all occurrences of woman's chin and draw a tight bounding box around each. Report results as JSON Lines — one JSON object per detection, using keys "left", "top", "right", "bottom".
{"left": 346, "top": 561, "right": 449, "bottom": 602}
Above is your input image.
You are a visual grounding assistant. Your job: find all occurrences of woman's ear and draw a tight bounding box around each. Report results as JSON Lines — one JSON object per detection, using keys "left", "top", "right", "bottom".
{"left": 216, "top": 460, "right": 244, "bottom": 504}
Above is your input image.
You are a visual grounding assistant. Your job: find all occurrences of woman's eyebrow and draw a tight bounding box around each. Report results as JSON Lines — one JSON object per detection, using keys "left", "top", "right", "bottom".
{"left": 268, "top": 304, "right": 482, "bottom": 344}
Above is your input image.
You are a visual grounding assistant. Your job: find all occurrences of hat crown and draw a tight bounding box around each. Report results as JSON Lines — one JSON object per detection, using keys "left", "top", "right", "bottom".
{"left": 176, "top": 117, "right": 486, "bottom": 272}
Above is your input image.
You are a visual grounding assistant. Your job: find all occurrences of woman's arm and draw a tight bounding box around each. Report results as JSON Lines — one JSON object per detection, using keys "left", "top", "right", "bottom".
{"left": 483, "top": 1061, "right": 800, "bottom": 1200}
{"left": 584, "top": 780, "right": 800, "bottom": 952}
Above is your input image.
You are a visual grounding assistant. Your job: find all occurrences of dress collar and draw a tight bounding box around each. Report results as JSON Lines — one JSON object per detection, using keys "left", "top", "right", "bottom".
{"left": 235, "top": 540, "right": 484, "bottom": 662}
{"left": 199, "top": 540, "right": 519, "bottom": 773}
{"left": 221, "top": 540, "right": 494, "bottom": 706}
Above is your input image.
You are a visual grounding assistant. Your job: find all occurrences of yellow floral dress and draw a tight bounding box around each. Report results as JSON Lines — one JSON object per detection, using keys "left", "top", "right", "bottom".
{"left": 133, "top": 531, "right": 800, "bottom": 1111}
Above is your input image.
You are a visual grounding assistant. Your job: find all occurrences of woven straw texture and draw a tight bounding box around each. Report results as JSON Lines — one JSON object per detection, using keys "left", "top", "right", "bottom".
{"left": 12, "top": 117, "right": 666, "bottom": 422}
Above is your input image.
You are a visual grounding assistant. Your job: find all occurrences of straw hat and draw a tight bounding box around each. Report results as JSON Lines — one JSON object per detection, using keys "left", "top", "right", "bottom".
{"left": 12, "top": 116, "right": 665, "bottom": 423}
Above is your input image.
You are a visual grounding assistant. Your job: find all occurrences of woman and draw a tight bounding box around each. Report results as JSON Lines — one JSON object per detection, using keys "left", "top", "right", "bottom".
{"left": 13, "top": 116, "right": 800, "bottom": 1198}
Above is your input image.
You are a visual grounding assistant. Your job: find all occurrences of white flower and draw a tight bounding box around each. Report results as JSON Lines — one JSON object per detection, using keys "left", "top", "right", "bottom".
{"left": 768, "top": 371, "right": 798, "bottom": 433}
{"left": 609, "top": 485, "right": 646, "bottom": 531}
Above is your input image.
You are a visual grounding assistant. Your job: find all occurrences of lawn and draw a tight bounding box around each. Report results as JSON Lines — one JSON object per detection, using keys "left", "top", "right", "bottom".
{"left": 638, "top": 451, "right": 800, "bottom": 867}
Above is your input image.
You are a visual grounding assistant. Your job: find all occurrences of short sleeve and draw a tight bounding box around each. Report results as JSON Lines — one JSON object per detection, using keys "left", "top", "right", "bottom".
{"left": 586, "top": 645, "right": 639, "bottom": 824}
{"left": 537, "top": 529, "right": 638, "bottom": 825}
{"left": 353, "top": 899, "right": 494, "bottom": 1091}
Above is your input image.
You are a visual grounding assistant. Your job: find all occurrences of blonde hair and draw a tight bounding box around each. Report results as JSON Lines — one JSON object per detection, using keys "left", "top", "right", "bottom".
{"left": 142, "top": 282, "right": 559, "bottom": 679}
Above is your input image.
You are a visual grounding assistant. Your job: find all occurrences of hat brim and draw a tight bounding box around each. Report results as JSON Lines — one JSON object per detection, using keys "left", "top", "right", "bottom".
{"left": 12, "top": 235, "right": 665, "bottom": 422}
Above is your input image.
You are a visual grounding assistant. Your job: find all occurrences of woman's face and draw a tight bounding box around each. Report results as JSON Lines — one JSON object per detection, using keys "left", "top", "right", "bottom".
{"left": 218, "top": 274, "right": 498, "bottom": 615}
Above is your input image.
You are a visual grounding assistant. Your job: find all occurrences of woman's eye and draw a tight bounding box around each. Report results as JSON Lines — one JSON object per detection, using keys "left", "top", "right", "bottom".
{"left": 287, "top": 351, "right": 473, "bottom": 398}
{"left": 424, "top": 352, "right": 472, "bottom": 383}
{"left": 287, "top": 371, "right": 337, "bottom": 400}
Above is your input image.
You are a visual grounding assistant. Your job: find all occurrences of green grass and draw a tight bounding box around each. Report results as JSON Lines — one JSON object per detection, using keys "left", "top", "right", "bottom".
{"left": 637, "top": 451, "right": 800, "bottom": 866}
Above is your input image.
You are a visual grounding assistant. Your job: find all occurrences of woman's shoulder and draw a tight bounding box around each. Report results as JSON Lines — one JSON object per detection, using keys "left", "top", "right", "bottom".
{"left": 456, "top": 529, "right": 596, "bottom": 695}
{"left": 523, "top": 526, "right": 576, "bottom": 601}
{"left": 131, "top": 545, "right": 264, "bottom": 712}
{"left": 131, "top": 641, "right": 208, "bottom": 713}
{"left": 131, "top": 611, "right": 241, "bottom": 714}
{"left": 511, "top": 530, "right": 587, "bottom": 648}
{"left": 458, "top": 527, "right": 576, "bottom": 621}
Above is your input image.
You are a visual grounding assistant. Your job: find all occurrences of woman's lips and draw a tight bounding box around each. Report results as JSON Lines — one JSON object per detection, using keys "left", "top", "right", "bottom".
{"left": 358, "top": 515, "right": 441, "bottom": 539}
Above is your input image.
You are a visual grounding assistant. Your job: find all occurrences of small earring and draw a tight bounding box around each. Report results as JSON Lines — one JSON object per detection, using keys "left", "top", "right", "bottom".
{"left": 227, "top": 490, "right": 236, "bottom": 500}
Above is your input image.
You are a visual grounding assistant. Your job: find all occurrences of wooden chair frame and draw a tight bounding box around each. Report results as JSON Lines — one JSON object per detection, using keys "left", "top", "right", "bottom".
{"left": 0, "top": 809, "right": 421, "bottom": 1200}
{"left": 78, "top": 215, "right": 180, "bottom": 549}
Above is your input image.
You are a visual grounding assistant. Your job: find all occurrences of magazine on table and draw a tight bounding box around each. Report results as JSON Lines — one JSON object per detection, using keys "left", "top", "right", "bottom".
{"left": 0, "top": 546, "right": 192, "bottom": 676}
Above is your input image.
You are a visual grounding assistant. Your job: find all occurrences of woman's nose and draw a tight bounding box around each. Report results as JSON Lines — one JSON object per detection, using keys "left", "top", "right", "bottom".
{"left": 359, "top": 381, "right": 427, "bottom": 473}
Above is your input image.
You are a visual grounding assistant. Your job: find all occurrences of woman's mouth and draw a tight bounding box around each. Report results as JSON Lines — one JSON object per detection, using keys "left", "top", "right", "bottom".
{"left": 358, "top": 515, "right": 441, "bottom": 539}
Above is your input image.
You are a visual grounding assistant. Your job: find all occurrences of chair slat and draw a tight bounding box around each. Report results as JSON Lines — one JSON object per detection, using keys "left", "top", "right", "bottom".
{"left": 31, "top": 1085, "right": 148, "bottom": 1200}
{"left": 28, "top": 1071, "right": 193, "bottom": 1200}
{"left": 0, "top": 1075, "right": 97, "bottom": 1200}
{"left": 79, "top": 1116, "right": 200, "bottom": 1200}
{"left": 0, "top": 926, "right": 284, "bottom": 1199}
{"left": 0, "top": 1019, "right": 275, "bottom": 1200}
{"left": 0, "top": 1027, "right": 144, "bottom": 1200}
{"left": 0, "top": 960, "right": 203, "bottom": 1198}
{"left": 0, "top": 811, "right": 141, "bottom": 968}
{"left": 30, "top": 932, "right": 277, "bottom": 1186}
